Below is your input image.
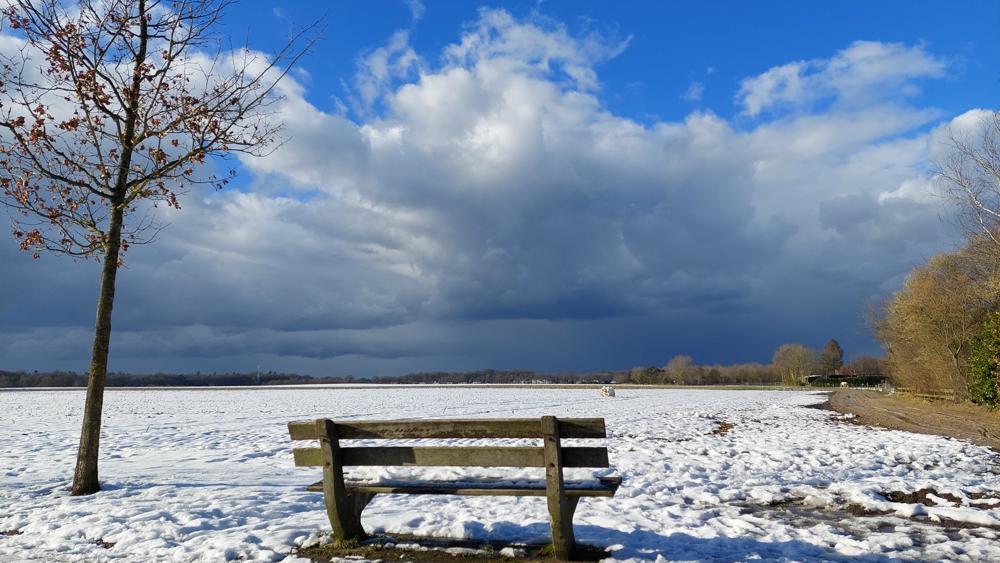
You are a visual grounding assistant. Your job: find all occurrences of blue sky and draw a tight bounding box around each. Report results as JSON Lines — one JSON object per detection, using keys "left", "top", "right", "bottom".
{"left": 228, "top": 0, "right": 998, "bottom": 122}
{"left": 1, "top": 1, "right": 999, "bottom": 376}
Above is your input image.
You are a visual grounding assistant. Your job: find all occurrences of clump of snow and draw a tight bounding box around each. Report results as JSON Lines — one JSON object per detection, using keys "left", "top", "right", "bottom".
{"left": 1, "top": 387, "right": 999, "bottom": 561}
{"left": 499, "top": 546, "right": 526, "bottom": 557}
{"left": 443, "top": 546, "right": 483, "bottom": 556}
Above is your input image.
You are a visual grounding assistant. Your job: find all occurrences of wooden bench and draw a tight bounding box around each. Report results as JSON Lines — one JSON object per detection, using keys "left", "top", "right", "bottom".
{"left": 288, "top": 416, "right": 620, "bottom": 560}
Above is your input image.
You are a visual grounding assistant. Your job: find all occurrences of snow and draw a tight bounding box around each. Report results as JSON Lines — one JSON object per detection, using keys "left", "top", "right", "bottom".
{"left": 1, "top": 387, "right": 999, "bottom": 562}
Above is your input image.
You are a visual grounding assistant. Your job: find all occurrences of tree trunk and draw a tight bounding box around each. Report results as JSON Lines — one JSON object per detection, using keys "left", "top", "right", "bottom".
{"left": 70, "top": 202, "right": 125, "bottom": 496}
{"left": 70, "top": 0, "right": 147, "bottom": 496}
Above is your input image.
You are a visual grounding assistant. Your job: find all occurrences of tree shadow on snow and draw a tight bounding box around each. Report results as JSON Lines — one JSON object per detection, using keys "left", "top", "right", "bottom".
{"left": 464, "top": 521, "right": 919, "bottom": 562}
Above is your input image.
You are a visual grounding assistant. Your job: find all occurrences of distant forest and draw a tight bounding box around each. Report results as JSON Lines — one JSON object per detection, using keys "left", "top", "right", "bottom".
{"left": 1, "top": 360, "right": 882, "bottom": 388}
{"left": 0, "top": 370, "right": 353, "bottom": 388}
{"left": 0, "top": 368, "right": 615, "bottom": 388}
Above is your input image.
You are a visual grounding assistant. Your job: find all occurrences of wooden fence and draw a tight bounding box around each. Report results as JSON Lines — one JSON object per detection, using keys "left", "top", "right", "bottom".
{"left": 894, "top": 387, "right": 958, "bottom": 401}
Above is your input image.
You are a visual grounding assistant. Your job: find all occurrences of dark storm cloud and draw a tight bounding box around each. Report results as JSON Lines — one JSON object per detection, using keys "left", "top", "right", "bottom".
{"left": 0, "top": 10, "right": 982, "bottom": 374}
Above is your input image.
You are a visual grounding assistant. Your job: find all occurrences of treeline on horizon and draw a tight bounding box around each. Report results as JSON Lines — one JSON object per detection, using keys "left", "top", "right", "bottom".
{"left": 631, "top": 349, "right": 884, "bottom": 387}
{"left": 1, "top": 359, "right": 884, "bottom": 389}
{"left": 0, "top": 368, "right": 666, "bottom": 388}
{"left": 0, "top": 370, "right": 360, "bottom": 388}
{"left": 0, "top": 368, "right": 598, "bottom": 388}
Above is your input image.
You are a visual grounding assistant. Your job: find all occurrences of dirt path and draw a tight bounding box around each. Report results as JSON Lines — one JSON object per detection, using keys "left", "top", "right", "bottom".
{"left": 828, "top": 389, "right": 1000, "bottom": 452}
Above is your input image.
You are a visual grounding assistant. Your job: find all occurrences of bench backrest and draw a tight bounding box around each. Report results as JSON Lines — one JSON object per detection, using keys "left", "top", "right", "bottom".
{"left": 287, "top": 417, "right": 610, "bottom": 469}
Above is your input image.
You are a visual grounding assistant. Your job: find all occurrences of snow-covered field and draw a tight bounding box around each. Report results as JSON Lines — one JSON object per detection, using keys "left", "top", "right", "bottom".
{"left": 2, "top": 387, "right": 999, "bottom": 562}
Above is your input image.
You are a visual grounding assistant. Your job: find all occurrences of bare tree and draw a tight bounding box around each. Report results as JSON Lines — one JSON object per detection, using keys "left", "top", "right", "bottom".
{"left": 663, "top": 355, "right": 693, "bottom": 384}
{"left": 771, "top": 343, "right": 816, "bottom": 386}
{"left": 937, "top": 111, "right": 1000, "bottom": 245}
{"left": 0, "top": 0, "right": 313, "bottom": 495}
{"left": 819, "top": 339, "right": 844, "bottom": 375}
{"left": 876, "top": 238, "right": 1000, "bottom": 398}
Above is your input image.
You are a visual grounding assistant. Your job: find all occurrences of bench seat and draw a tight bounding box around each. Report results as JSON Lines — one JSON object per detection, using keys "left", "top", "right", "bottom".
{"left": 307, "top": 476, "right": 622, "bottom": 497}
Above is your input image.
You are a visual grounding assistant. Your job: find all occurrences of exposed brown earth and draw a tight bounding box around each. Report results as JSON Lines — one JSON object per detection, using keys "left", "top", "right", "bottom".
{"left": 883, "top": 488, "right": 962, "bottom": 505}
{"left": 710, "top": 421, "right": 735, "bottom": 436}
{"left": 827, "top": 389, "right": 1000, "bottom": 452}
{"left": 295, "top": 535, "right": 608, "bottom": 563}
{"left": 844, "top": 504, "right": 893, "bottom": 517}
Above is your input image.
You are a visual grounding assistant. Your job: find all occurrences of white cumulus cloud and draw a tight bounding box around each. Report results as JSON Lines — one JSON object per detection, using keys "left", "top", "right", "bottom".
{"left": 738, "top": 41, "right": 947, "bottom": 117}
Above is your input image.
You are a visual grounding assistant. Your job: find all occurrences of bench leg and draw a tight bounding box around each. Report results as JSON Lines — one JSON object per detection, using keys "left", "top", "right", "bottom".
{"left": 324, "top": 490, "right": 375, "bottom": 543}
{"left": 547, "top": 495, "right": 579, "bottom": 560}
{"left": 541, "top": 416, "right": 579, "bottom": 561}
{"left": 318, "top": 419, "right": 374, "bottom": 544}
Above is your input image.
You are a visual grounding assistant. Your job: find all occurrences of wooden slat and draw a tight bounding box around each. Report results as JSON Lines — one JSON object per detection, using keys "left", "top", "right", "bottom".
{"left": 288, "top": 418, "right": 606, "bottom": 440}
{"left": 348, "top": 484, "right": 616, "bottom": 498}
{"left": 564, "top": 447, "right": 609, "bottom": 468}
{"left": 353, "top": 446, "right": 539, "bottom": 467}
{"left": 305, "top": 480, "right": 618, "bottom": 497}
{"left": 293, "top": 446, "right": 609, "bottom": 468}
